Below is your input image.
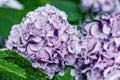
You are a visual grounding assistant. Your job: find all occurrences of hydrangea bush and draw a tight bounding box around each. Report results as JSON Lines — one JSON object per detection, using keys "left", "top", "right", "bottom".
{"left": 6, "top": 4, "right": 82, "bottom": 78}
{"left": 71, "top": 13, "right": 120, "bottom": 80}
{"left": 80, "top": 0, "right": 120, "bottom": 13}
{"left": 5, "top": 1, "right": 120, "bottom": 80}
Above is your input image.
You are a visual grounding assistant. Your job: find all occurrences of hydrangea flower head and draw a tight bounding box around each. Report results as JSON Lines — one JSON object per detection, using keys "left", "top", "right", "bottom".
{"left": 71, "top": 13, "right": 120, "bottom": 80}
{"left": 6, "top": 4, "right": 82, "bottom": 78}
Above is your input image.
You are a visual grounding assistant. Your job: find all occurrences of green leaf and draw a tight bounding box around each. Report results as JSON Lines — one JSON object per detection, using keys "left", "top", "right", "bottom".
{"left": 0, "top": 51, "right": 9, "bottom": 59}
{"left": 0, "top": 59, "right": 26, "bottom": 78}
{"left": 0, "top": 70, "right": 25, "bottom": 80}
{"left": 54, "top": 67, "right": 74, "bottom": 80}
{"left": 0, "top": 49, "right": 48, "bottom": 80}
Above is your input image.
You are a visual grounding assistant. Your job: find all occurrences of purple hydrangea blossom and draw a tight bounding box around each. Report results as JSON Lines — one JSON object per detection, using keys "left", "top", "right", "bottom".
{"left": 80, "top": 0, "right": 120, "bottom": 13}
{"left": 6, "top": 4, "right": 82, "bottom": 78}
{"left": 86, "top": 65, "right": 120, "bottom": 80}
{"left": 71, "top": 13, "right": 120, "bottom": 80}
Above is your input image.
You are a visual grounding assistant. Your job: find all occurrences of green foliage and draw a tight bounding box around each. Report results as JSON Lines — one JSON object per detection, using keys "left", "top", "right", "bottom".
{"left": 0, "top": 59, "right": 26, "bottom": 78}
{"left": 53, "top": 67, "right": 75, "bottom": 80}
{"left": 50, "top": 0, "right": 81, "bottom": 24}
{"left": 0, "top": 49, "right": 48, "bottom": 80}
{"left": 0, "top": 8, "right": 19, "bottom": 37}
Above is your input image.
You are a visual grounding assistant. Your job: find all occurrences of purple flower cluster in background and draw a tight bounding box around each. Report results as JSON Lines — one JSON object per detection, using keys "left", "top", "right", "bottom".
{"left": 6, "top": 4, "right": 82, "bottom": 78}
{"left": 80, "top": 0, "right": 120, "bottom": 13}
{"left": 71, "top": 13, "right": 120, "bottom": 80}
